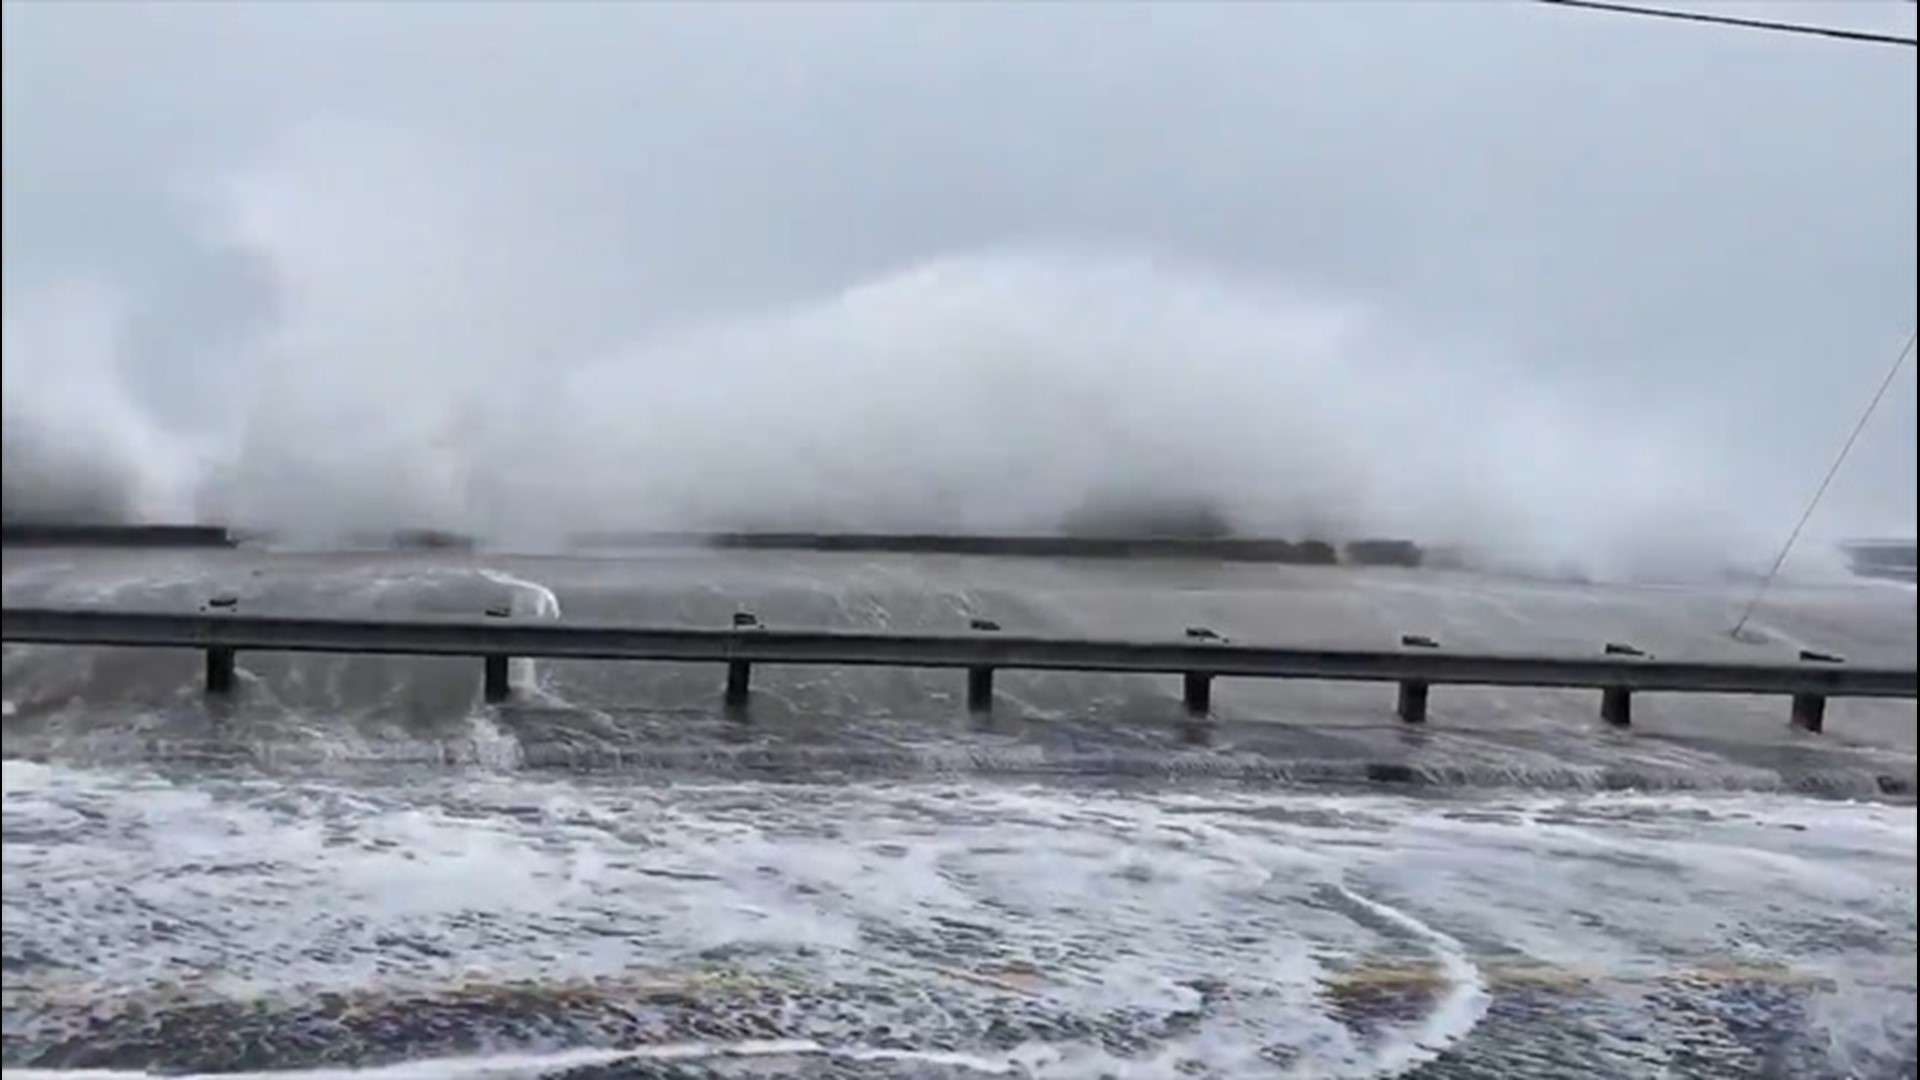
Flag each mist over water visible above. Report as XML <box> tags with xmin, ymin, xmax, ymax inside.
<box><xmin>1</xmin><ymin>283</ymin><xmax>202</xmax><ymax>526</ymax></box>
<box><xmin>0</xmin><ymin>119</ymin><xmax>1891</xmax><ymax>582</ymax></box>
<box><xmin>0</xmin><ymin>258</ymin><xmax>1795</xmax><ymax>580</ymax></box>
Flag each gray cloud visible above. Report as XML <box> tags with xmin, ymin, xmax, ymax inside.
<box><xmin>2</xmin><ymin>0</ymin><xmax>1914</xmax><ymax>572</ymax></box>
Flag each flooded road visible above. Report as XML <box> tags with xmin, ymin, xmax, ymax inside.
<box><xmin>3</xmin><ymin>547</ymin><xmax>1915</xmax><ymax>1077</ymax></box>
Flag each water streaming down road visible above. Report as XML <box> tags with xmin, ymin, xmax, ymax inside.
<box><xmin>3</xmin><ymin>546</ymin><xmax>1916</xmax><ymax>1078</ymax></box>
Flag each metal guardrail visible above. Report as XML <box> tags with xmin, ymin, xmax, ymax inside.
<box><xmin>4</xmin><ymin>607</ymin><xmax>1912</xmax><ymax>734</ymax></box>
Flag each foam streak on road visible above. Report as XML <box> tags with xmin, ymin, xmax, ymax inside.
<box><xmin>3</xmin><ymin>763</ymin><xmax>1916</xmax><ymax>1078</ymax></box>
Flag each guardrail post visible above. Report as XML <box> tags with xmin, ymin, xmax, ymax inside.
<box><xmin>725</xmin><ymin>612</ymin><xmax>761</xmax><ymax>714</ymax></box>
<box><xmin>1179</xmin><ymin>630</ymin><xmax>1221</xmax><ymax>742</ymax></box>
<box><xmin>1790</xmin><ymin>693</ymin><xmax>1826</xmax><ymax>733</ymax></box>
<box><xmin>205</xmin><ymin>647</ymin><xmax>236</xmax><ymax>695</ymax></box>
<box><xmin>1396</xmin><ymin>633</ymin><xmax>1436</xmax><ymax>722</ymax></box>
<box><xmin>725</xmin><ymin>661</ymin><xmax>752</xmax><ymax>709</ymax></box>
<box><xmin>1183</xmin><ymin>672</ymin><xmax>1213</xmax><ymax>716</ymax></box>
<box><xmin>1601</xmin><ymin>686</ymin><xmax>1632</xmax><ymax>727</ymax></box>
<box><xmin>1397</xmin><ymin>681</ymin><xmax>1429</xmax><ymax>723</ymax></box>
<box><xmin>1790</xmin><ymin>651</ymin><xmax>1839</xmax><ymax>732</ymax></box>
<box><xmin>968</xmin><ymin>618</ymin><xmax>999</xmax><ymax>715</ymax></box>
<box><xmin>967</xmin><ymin>667</ymin><xmax>994</xmax><ymax>714</ymax></box>
<box><xmin>483</xmin><ymin>655</ymin><xmax>511</xmax><ymax>703</ymax></box>
<box><xmin>1182</xmin><ymin>628</ymin><xmax>1222</xmax><ymax>722</ymax></box>
<box><xmin>1178</xmin><ymin>673</ymin><xmax>1215</xmax><ymax>745</ymax></box>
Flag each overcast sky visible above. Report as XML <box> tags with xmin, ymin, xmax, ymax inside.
<box><xmin>2</xmin><ymin>1</ymin><xmax>1914</xmax><ymax>569</ymax></box>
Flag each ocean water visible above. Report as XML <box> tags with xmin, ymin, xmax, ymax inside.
<box><xmin>3</xmin><ymin>547</ymin><xmax>1916</xmax><ymax>1078</ymax></box>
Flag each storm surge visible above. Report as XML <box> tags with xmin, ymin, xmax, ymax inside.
<box><xmin>4</xmin><ymin>547</ymin><xmax>1914</xmax><ymax>798</ymax></box>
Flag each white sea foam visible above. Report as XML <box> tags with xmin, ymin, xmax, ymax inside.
<box><xmin>0</xmin><ymin>1039</ymin><xmax>913</xmax><ymax>1080</ymax></box>
<box><xmin>6</xmin><ymin>764</ymin><xmax>1914</xmax><ymax>1077</ymax></box>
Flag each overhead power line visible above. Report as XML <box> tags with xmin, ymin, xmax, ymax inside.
<box><xmin>1730</xmin><ymin>330</ymin><xmax>1917</xmax><ymax>641</ymax></box>
<box><xmin>1535</xmin><ymin>0</ymin><xmax>1919</xmax><ymax>48</ymax></box>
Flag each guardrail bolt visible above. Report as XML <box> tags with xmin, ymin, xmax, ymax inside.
<box><xmin>1604</xmin><ymin>642</ymin><xmax>1645</xmax><ymax>657</ymax></box>
<box><xmin>733</xmin><ymin>611</ymin><xmax>761</xmax><ymax>629</ymax></box>
<box><xmin>1601</xmin><ymin>686</ymin><xmax>1632</xmax><ymax>727</ymax></box>
<box><xmin>1401</xmin><ymin>634</ymin><xmax>1440</xmax><ymax>650</ymax></box>
<box><xmin>970</xmin><ymin>618</ymin><xmax>1001</xmax><ymax>632</ymax></box>
<box><xmin>1799</xmin><ymin>649</ymin><xmax>1843</xmax><ymax>664</ymax></box>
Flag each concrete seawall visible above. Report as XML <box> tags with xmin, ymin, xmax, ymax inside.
<box><xmin>6</xmin><ymin>524</ymin><xmax>1431</xmax><ymax>565</ymax></box>
<box><xmin>0</xmin><ymin>524</ymin><xmax>236</xmax><ymax>548</ymax></box>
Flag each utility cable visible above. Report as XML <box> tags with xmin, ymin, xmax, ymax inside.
<box><xmin>1535</xmin><ymin>0</ymin><xmax>1918</xmax><ymax>48</ymax></box>
<box><xmin>1731</xmin><ymin>330</ymin><xmax>1916</xmax><ymax>640</ymax></box>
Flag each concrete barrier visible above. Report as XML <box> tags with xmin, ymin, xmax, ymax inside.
<box><xmin>569</xmin><ymin>531</ymin><xmax>1366</xmax><ymax>564</ymax></box>
<box><xmin>4</xmin><ymin>524</ymin><xmax>1445</xmax><ymax>567</ymax></box>
<box><xmin>1842</xmin><ymin>539</ymin><xmax>1918</xmax><ymax>583</ymax></box>
<box><xmin>1</xmin><ymin>524</ymin><xmax>235</xmax><ymax>548</ymax></box>
<box><xmin>1343</xmin><ymin>539</ymin><xmax>1425</xmax><ymax>568</ymax></box>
